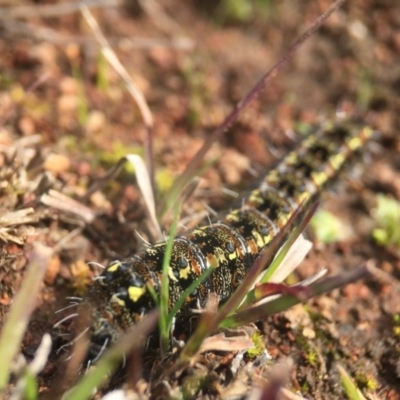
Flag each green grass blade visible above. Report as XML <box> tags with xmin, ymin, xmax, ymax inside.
<box><xmin>0</xmin><ymin>243</ymin><xmax>51</xmax><ymax>391</ymax></box>
<box><xmin>80</xmin><ymin>4</ymin><xmax>155</xmax><ymax>192</ymax></box>
<box><xmin>179</xmin><ymin>203</ymin><xmax>314</xmax><ymax>361</ymax></box>
<box><xmin>23</xmin><ymin>371</ymin><xmax>38</xmax><ymax>400</ymax></box>
<box><xmin>96</xmin><ymin>50</ymin><xmax>108</xmax><ymax>91</ymax></box>
<box><xmin>63</xmin><ymin>310</ymin><xmax>158</xmax><ymax>400</ymax></box>
<box><xmin>159</xmin><ymin>201</ymin><xmax>182</xmax><ymax>354</ymax></box>
<box><xmin>228</xmin><ymin>201</ymin><xmax>318</xmax><ymax>314</ymax></box>
<box><xmin>259</xmin><ymin>202</ymin><xmax>318</xmax><ymax>285</ymax></box>
<box><xmin>146</xmin><ymin>283</ymin><xmax>160</xmax><ymax>307</ymax></box>
<box><xmin>237</xmin><ymin>202</ymin><xmax>318</xmax><ymax>309</ymax></box>
<box><xmin>159</xmin><ymin>0</ymin><xmax>345</xmax><ymax>219</ymax></box>
<box><xmin>220</xmin><ymin>263</ymin><xmax>371</xmax><ymax>329</ymax></box>
<box><xmin>167</xmin><ymin>265</ymin><xmax>214</xmax><ymax>329</ymax></box>
<box><xmin>337</xmin><ymin>364</ymin><xmax>367</xmax><ymax>400</ymax></box>
<box><xmin>179</xmin><ymin>305</ymin><xmax>215</xmax><ymax>362</ymax></box>
<box><xmin>71</xmin><ymin>62</ymin><xmax>89</xmax><ymax>127</ymax></box>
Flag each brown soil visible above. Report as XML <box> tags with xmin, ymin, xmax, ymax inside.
<box><xmin>0</xmin><ymin>0</ymin><xmax>399</xmax><ymax>399</ymax></box>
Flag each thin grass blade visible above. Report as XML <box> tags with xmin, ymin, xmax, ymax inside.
<box><xmin>80</xmin><ymin>4</ymin><xmax>155</xmax><ymax>191</ymax></box>
<box><xmin>251</xmin><ymin>282</ymin><xmax>309</xmax><ymax>303</ymax></box>
<box><xmin>221</xmin><ymin>201</ymin><xmax>318</xmax><ymax>319</ymax></box>
<box><xmin>237</xmin><ymin>202</ymin><xmax>318</xmax><ymax>309</ymax></box>
<box><xmin>0</xmin><ymin>243</ymin><xmax>52</xmax><ymax>390</ymax></box>
<box><xmin>260</xmin><ymin>203</ymin><xmax>318</xmax><ymax>285</ymax></box>
<box><xmin>10</xmin><ymin>334</ymin><xmax>52</xmax><ymax>400</ymax></box>
<box><xmin>220</xmin><ymin>263</ymin><xmax>371</xmax><ymax>328</ymax></box>
<box><xmin>337</xmin><ymin>364</ymin><xmax>368</xmax><ymax>400</ymax></box>
<box><xmin>180</xmin><ymin>202</ymin><xmax>316</xmax><ymax>360</ymax></box>
<box><xmin>159</xmin><ymin>201</ymin><xmax>182</xmax><ymax>354</ymax></box>
<box><xmin>63</xmin><ymin>310</ymin><xmax>158</xmax><ymax>400</ymax></box>
<box><xmin>267</xmin><ymin>234</ymin><xmax>313</xmax><ymax>284</ymax></box>
<box><xmin>159</xmin><ymin>0</ymin><xmax>346</xmax><ymax>219</ymax></box>
<box><xmin>166</xmin><ymin>265</ymin><xmax>214</xmax><ymax>330</ymax></box>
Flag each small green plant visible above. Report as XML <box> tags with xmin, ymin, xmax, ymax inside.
<box><xmin>294</xmin><ymin>120</ymin><xmax>314</xmax><ymax>136</ymax></box>
<box><xmin>310</xmin><ymin>209</ymin><xmax>347</xmax><ymax>244</ymax></box>
<box><xmin>356</xmin><ymin>68</ymin><xmax>373</xmax><ymax>110</ymax></box>
<box><xmin>96</xmin><ymin>50</ymin><xmax>109</xmax><ymax>92</ymax></box>
<box><xmin>180</xmin><ymin>57</ymin><xmax>209</xmax><ymax>127</ymax></box>
<box><xmin>305</xmin><ymin>348</ymin><xmax>318</xmax><ymax>367</ymax></box>
<box><xmin>354</xmin><ymin>372</ymin><xmax>378</xmax><ymax>391</ymax></box>
<box><xmin>71</xmin><ymin>62</ymin><xmax>89</xmax><ymax>127</ymax></box>
<box><xmin>392</xmin><ymin>314</ymin><xmax>400</xmax><ymax>337</ymax></box>
<box><xmin>372</xmin><ymin>194</ymin><xmax>400</xmax><ymax>247</ymax></box>
<box><xmin>246</xmin><ymin>331</ymin><xmax>266</xmax><ymax>358</ymax></box>
<box><xmin>215</xmin><ymin>0</ymin><xmax>273</xmax><ymax>24</ymax></box>
<box><xmin>217</xmin><ymin>0</ymin><xmax>253</xmax><ymax>24</ymax></box>
<box><xmin>156</xmin><ymin>168</ymin><xmax>176</xmax><ymax>194</ymax></box>
<box><xmin>100</xmin><ymin>141</ymin><xmax>144</xmax><ymax>170</ymax></box>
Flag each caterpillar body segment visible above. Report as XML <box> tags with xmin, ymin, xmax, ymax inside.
<box><xmin>83</xmin><ymin>121</ymin><xmax>373</xmax><ymax>360</ymax></box>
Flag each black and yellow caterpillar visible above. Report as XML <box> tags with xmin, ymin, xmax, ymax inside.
<box><xmin>82</xmin><ymin>120</ymin><xmax>372</xmax><ymax>361</ymax></box>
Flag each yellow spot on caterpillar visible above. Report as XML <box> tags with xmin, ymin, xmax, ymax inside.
<box><xmin>227</xmin><ymin>211</ymin><xmax>240</xmax><ymax>222</ymax></box>
<box><xmin>311</xmin><ymin>171</ymin><xmax>329</xmax><ymax>187</ymax></box>
<box><xmin>215</xmin><ymin>248</ymin><xmax>227</xmax><ymax>263</ymax></box>
<box><xmin>179</xmin><ymin>265</ymin><xmax>191</xmax><ymax>279</ymax></box>
<box><xmin>347</xmin><ymin>136</ymin><xmax>362</xmax><ymax>151</ymax></box>
<box><xmin>329</xmin><ymin>153</ymin><xmax>345</xmax><ymax>171</ymax></box>
<box><xmin>278</xmin><ymin>213</ymin><xmax>291</xmax><ymax>226</ymax></box>
<box><xmin>128</xmin><ymin>286</ymin><xmax>146</xmax><ymax>302</ymax></box>
<box><xmin>362</xmin><ymin>126</ymin><xmax>373</xmax><ymax>140</ymax></box>
<box><xmin>193</xmin><ymin>229</ymin><xmax>207</xmax><ymax>238</ymax></box>
<box><xmin>304</xmin><ymin>134</ymin><xmax>319</xmax><ymax>146</ymax></box>
<box><xmin>253</xmin><ymin>231</ymin><xmax>263</xmax><ymax>248</ymax></box>
<box><xmin>107</xmin><ymin>261</ymin><xmax>121</xmax><ymax>273</ymax></box>
<box><xmin>285</xmin><ymin>152</ymin><xmax>300</xmax><ymax>165</ymax></box>
<box><xmin>249</xmin><ymin>190</ymin><xmax>263</xmax><ymax>204</ymax></box>
<box><xmin>146</xmin><ymin>248</ymin><xmax>158</xmax><ymax>256</ymax></box>
<box><xmin>295</xmin><ymin>190</ymin><xmax>311</xmax><ymax>205</ymax></box>
<box><xmin>228</xmin><ymin>252</ymin><xmax>237</xmax><ymax>260</ymax></box>
<box><xmin>266</xmin><ymin>170</ymin><xmax>279</xmax><ymax>182</ymax></box>
<box><xmin>253</xmin><ymin>230</ymin><xmax>271</xmax><ymax>248</ymax></box>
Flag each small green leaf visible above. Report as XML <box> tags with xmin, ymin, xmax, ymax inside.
<box><xmin>219</xmin><ymin>0</ymin><xmax>253</xmax><ymax>23</ymax></box>
<box><xmin>372</xmin><ymin>228</ymin><xmax>388</xmax><ymax>245</ymax></box>
<box><xmin>372</xmin><ymin>194</ymin><xmax>400</xmax><ymax>247</ymax></box>
<box><xmin>246</xmin><ymin>332</ymin><xmax>265</xmax><ymax>358</ymax></box>
<box><xmin>156</xmin><ymin>168</ymin><xmax>175</xmax><ymax>194</ymax></box>
<box><xmin>310</xmin><ymin>209</ymin><xmax>346</xmax><ymax>244</ymax></box>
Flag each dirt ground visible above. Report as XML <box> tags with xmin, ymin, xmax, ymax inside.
<box><xmin>0</xmin><ymin>0</ymin><xmax>400</xmax><ymax>399</ymax></box>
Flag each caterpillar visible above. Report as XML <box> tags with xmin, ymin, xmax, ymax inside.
<box><xmin>81</xmin><ymin>120</ymin><xmax>373</xmax><ymax>362</ymax></box>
